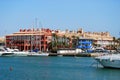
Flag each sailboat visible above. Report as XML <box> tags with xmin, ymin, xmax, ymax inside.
<box><xmin>27</xmin><ymin>28</ymin><xmax>49</xmax><ymax>57</ymax></box>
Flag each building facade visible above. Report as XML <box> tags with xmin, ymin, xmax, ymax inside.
<box><xmin>6</xmin><ymin>28</ymin><xmax>52</xmax><ymax>51</ymax></box>
<box><xmin>64</xmin><ymin>28</ymin><xmax>113</xmax><ymax>47</ymax></box>
<box><xmin>5</xmin><ymin>28</ymin><xmax>114</xmax><ymax>51</ymax></box>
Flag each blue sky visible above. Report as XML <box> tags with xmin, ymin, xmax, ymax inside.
<box><xmin>0</xmin><ymin>0</ymin><xmax>120</xmax><ymax>37</ymax></box>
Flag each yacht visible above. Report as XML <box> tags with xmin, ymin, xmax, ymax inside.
<box><xmin>0</xmin><ymin>47</ymin><xmax>14</xmax><ymax>56</ymax></box>
<box><xmin>95</xmin><ymin>52</ymin><xmax>120</xmax><ymax>68</ymax></box>
<box><xmin>0</xmin><ymin>47</ymin><xmax>29</xmax><ymax>56</ymax></box>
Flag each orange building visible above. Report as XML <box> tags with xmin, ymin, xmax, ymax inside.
<box><xmin>6</xmin><ymin>28</ymin><xmax>52</xmax><ymax>51</ymax></box>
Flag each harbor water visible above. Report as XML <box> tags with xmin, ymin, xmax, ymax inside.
<box><xmin>0</xmin><ymin>56</ymin><xmax>120</xmax><ymax>80</ymax></box>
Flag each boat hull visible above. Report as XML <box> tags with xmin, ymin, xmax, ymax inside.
<box><xmin>27</xmin><ymin>52</ymin><xmax>49</xmax><ymax>56</ymax></box>
<box><xmin>95</xmin><ymin>54</ymin><xmax>120</xmax><ymax>68</ymax></box>
<box><xmin>13</xmin><ymin>52</ymin><xmax>29</xmax><ymax>56</ymax></box>
<box><xmin>96</xmin><ymin>58</ymin><xmax>120</xmax><ymax>68</ymax></box>
<box><xmin>1</xmin><ymin>52</ymin><xmax>14</xmax><ymax>56</ymax></box>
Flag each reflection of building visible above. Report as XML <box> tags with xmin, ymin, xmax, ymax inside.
<box><xmin>6</xmin><ymin>28</ymin><xmax>52</xmax><ymax>51</ymax></box>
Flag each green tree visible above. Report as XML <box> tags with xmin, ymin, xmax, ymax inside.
<box><xmin>71</xmin><ymin>35</ymin><xmax>77</xmax><ymax>48</ymax></box>
<box><xmin>49</xmin><ymin>33</ymin><xmax>59</xmax><ymax>52</ymax></box>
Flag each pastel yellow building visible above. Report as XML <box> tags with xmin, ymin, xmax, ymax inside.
<box><xmin>56</xmin><ymin>28</ymin><xmax>113</xmax><ymax>47</ymax></box>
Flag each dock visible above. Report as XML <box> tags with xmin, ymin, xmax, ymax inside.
<box><xmin>49</xmin><ymin>53</ymin><xmax>92</xmax><ymax>57</ymax></box>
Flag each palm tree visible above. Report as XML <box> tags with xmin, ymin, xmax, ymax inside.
<box><xmin>51</xmin><ymin>33</ymin><xmax>58</xmax><ymax>52</ymax></box>
<box><xmin>62</xmin><ymin>35</ymin><xmax>70</xmax><ymax>48</ymax></box>
<box><xmin>111</xmin><ymin>37</ymin><xmax>120</xmax><ymax>50</ymax></box>
<box><xmin>116</xmin><ymin>38</ymin><xmax>120</xmax><ymax>47</ymax></box>
<box><xmin>62</xmin><ymin>35</ymin><xmax>66</xmax><ymax>48</ymax></box>
<box><xmin>71</xmin><ymin>35</ymin><xmax>77</xmax><ymax>48</ymax></box>
<box><xmin>48</xmin><ymin>42</ymin><xmax>52</xmax><ymax>51</ymax></box>
<box><xmin>113</xmin><ymin>37</ymin><xmax>116</xmax><ymax>49</ymax></box>
<box><xmin>76</xmin><ymin>36</ymin><xmax>79</xmax><ymax>46</ymax></box>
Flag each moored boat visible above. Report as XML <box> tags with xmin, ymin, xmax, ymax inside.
<box><xmin>0</xmin><ymin>47</ymin><xmax>14</xmax><ymax>56</ymax></box>
<box><xmin>0</xmin><ymin>47</ymin><xmax>30</xmax><ymax>57</ymax></box>
<box><xmin>95</xmin><ymin>53</ymin><xmax>120</xmax><ymax>68</ymax></box>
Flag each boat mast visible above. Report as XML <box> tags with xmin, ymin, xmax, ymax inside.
<box><xmin>35</xmin><ymin>18</ymin><xmax>42</xmax><ymax>52</ymax></box>
<box><xmin>39</xmin><ymin>21</ymin><xmax>42</xmax><ymax>52</ymax></box>
<box><xmin>30</xmin><ymin>26</ymin><xmax>34</xmax><ymax>52</ymax></box>
<box><xmin>31</xmin><ymin>18</ymin><xmax>36</xmax><ymax>52</ymax></box>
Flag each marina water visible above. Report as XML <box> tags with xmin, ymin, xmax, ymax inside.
<box><xmin>0</xmin><ymin>56</ymin><xmax>120</xmax><ymax>80</ymax></box>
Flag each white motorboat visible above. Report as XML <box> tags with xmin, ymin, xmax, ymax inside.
<box><xmin>95</xmin><ymin>53</ymin><xmax>120</xmax><ymax>68</ymax></box>
<box><xmin>27</xmin><ymin>52</ymin><xmax>49</xmax><ymax>57</ymax></box>
<box><xmin>0</xmin><ymin>47</ymin><xmax>29</xmax><ymax>57</ymax></box>
<box><xmin>0</xmin><ymin>47</ymin><xmax>14</xmax><ymax>56</ymax></box>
